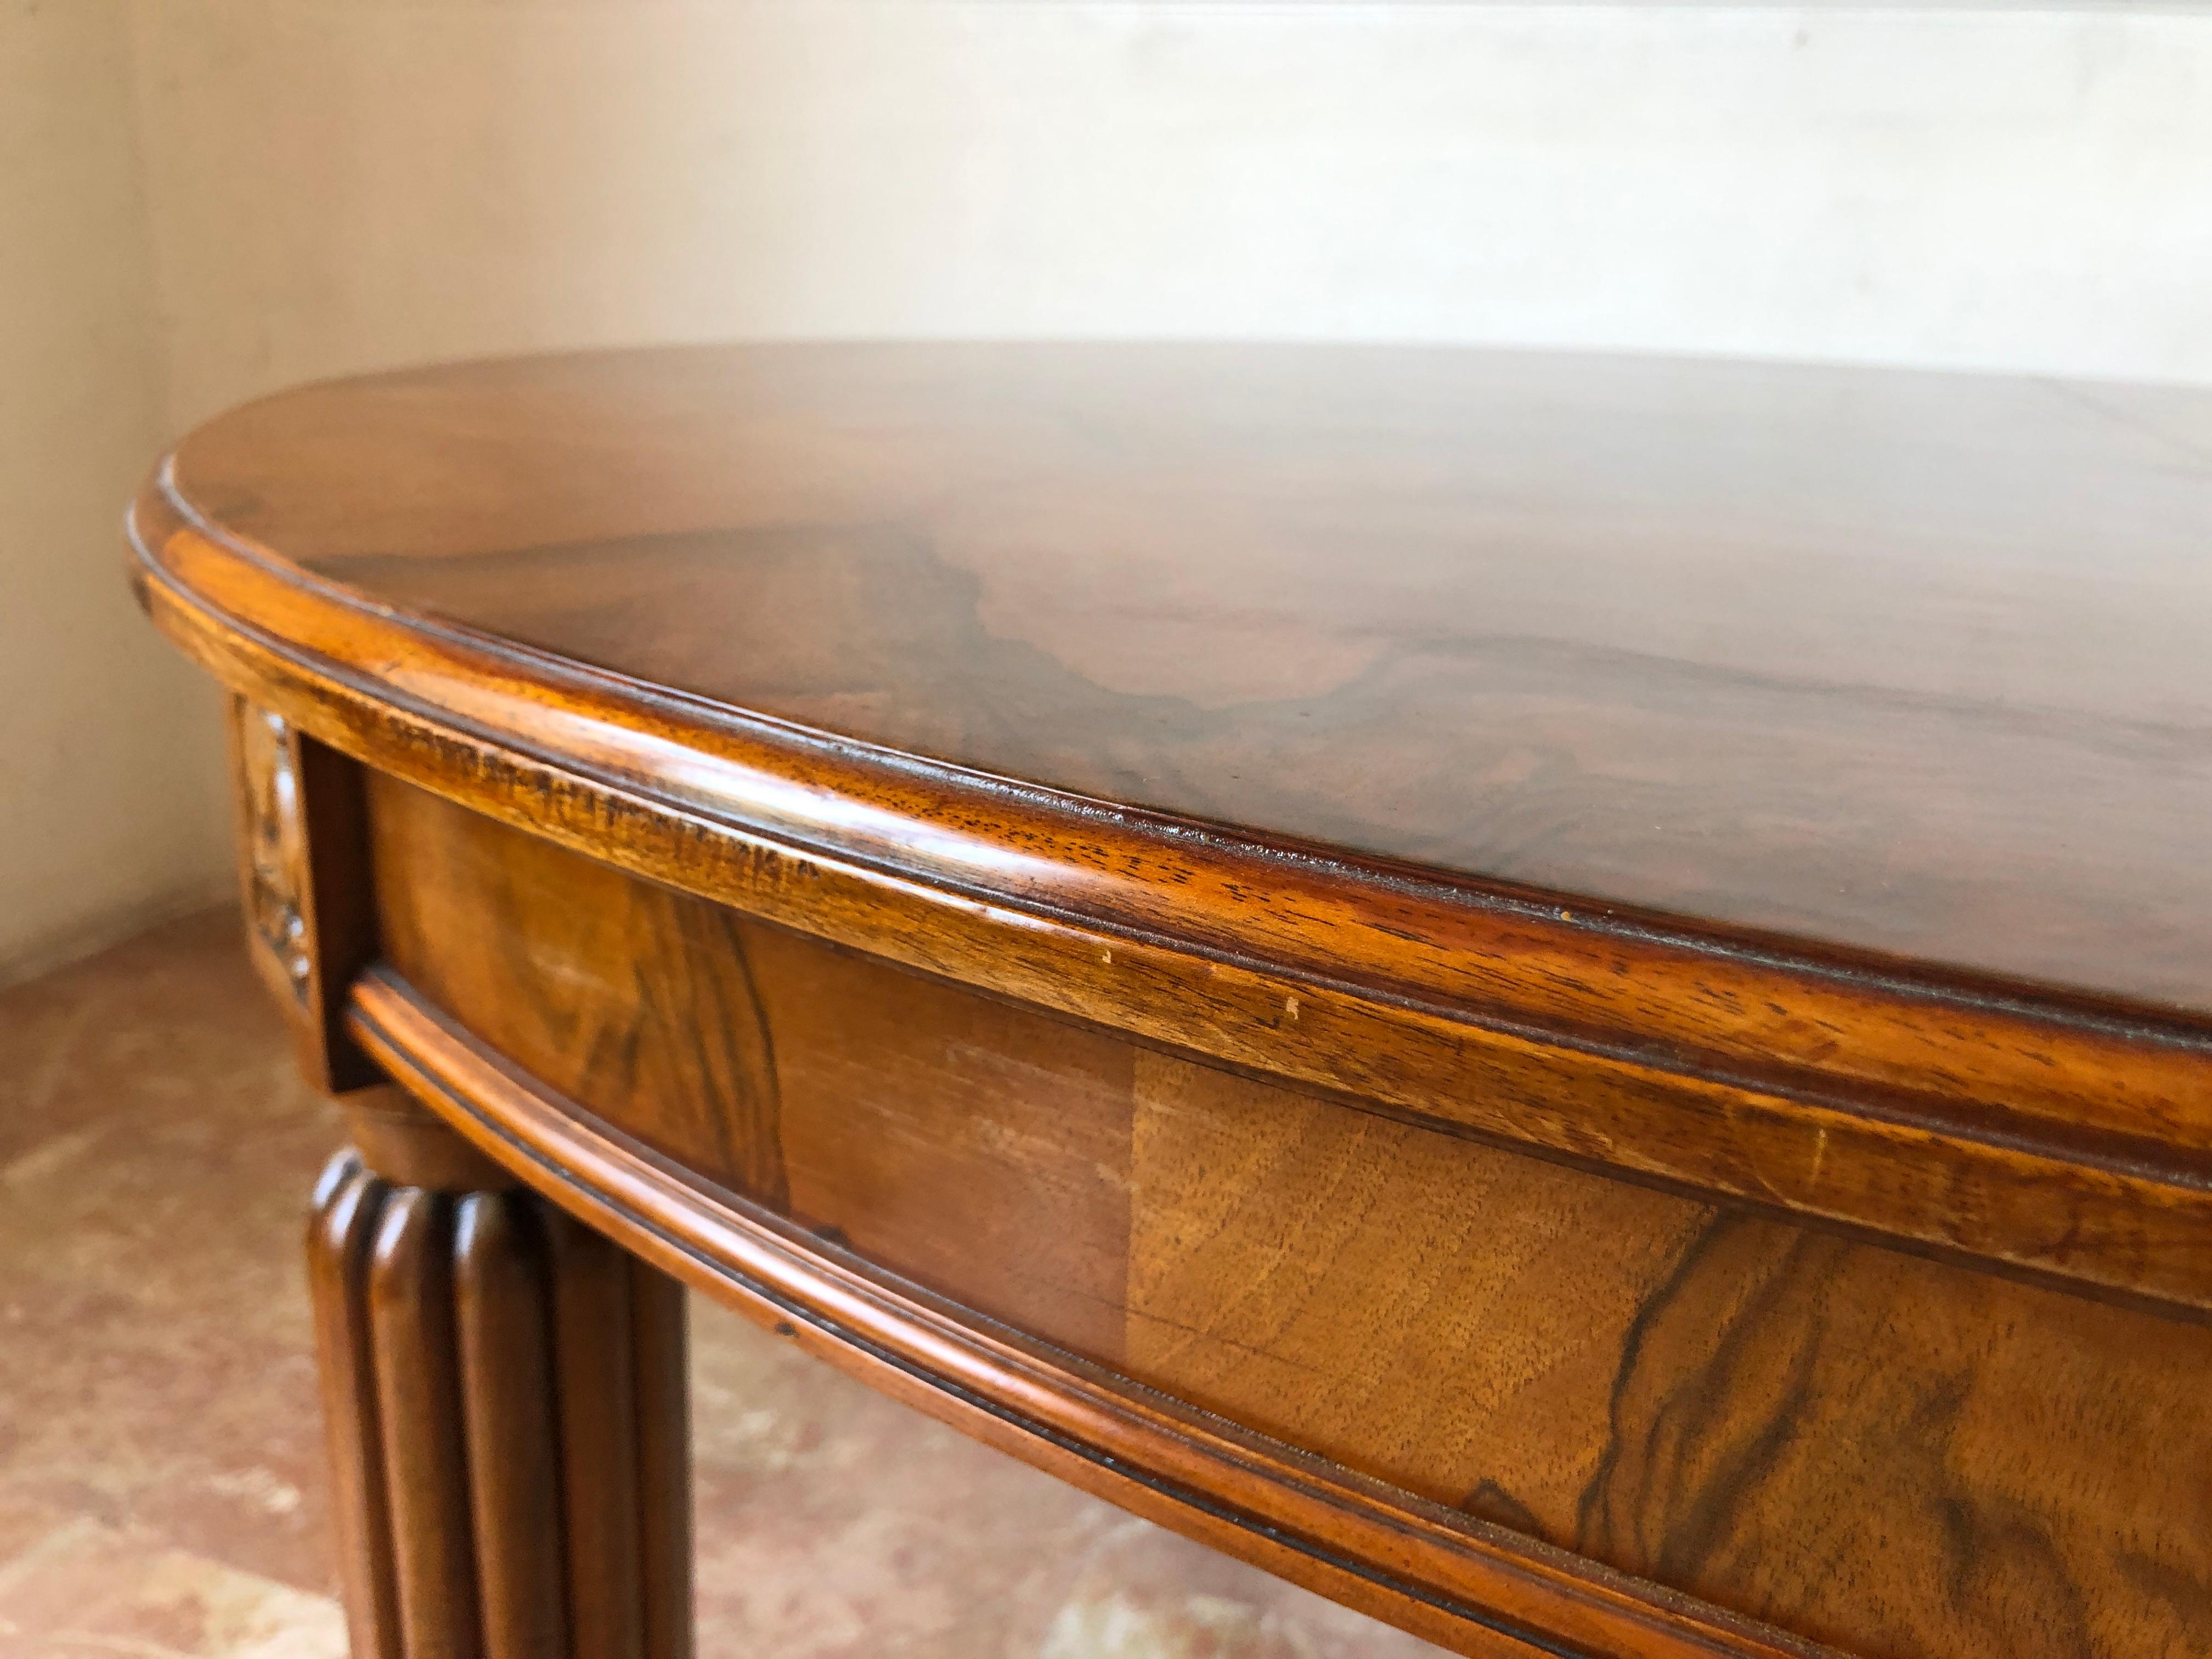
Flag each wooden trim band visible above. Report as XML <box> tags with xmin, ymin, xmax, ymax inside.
<box><xmin>129</xmin><ymin>490</ymin><xmax>2212</xmax><ymax>1317</ymax></box>
<box><xmin>345</xmin><ymin>966</ymin><xmax>1836</xmax><ymax>1659</ymax></box>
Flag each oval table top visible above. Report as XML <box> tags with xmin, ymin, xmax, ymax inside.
<box><xmin>138</xmin><ymin>342</ymin><xmax>2212</xmax><ymax>1019</ymax></box>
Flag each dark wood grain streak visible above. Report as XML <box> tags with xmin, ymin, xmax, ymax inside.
<box><xmin>1113</xmin><ymin>1041</ymin><xmax>2212</xmax><ymax>1659</ymax></box>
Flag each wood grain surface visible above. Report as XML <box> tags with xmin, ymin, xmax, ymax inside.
<box><xmin>160</xmin><ymin>343</ymin><xmax>2212</xmax><ymax>1009</ymax></box>
<box><xmin>366</xmin><ymin>780</ymin><xmax>2212</xmax><ymax>1659</ymax></box>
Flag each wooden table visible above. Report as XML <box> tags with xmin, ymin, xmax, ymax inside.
<box><xmin>131</xmin><ymin>344</ymin><xmax>2212</xmax><ymax>1659</ymax></box>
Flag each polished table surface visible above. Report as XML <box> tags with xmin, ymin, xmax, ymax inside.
<box><xmin>132</xmin><ymin>344</ymin><xmax>2212</xmax><ymax>1658</ymax></box>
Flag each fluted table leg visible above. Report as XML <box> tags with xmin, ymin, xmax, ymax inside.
<box><xmin>305</xmin><ymin>1087</ymin><xmax>692</xmax><ymax>1659</ymax></box>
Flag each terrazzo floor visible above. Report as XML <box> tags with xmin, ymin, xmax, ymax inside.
<box><xmin>0</xmin><ymin>909</ymin><xmax>1438</xmax><ymax>1659</ymax></box>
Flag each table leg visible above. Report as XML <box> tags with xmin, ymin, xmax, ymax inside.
<box><xmin>304</xmin><ymin>1087</ymin><xmax>693</xmax><ymax>1659</ymax></box>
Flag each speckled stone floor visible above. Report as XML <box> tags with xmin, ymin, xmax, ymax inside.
<box><xmin>0</xmin><ymin>909</ymin><xmax>1438</xmax><ymax>1659</ymax></box>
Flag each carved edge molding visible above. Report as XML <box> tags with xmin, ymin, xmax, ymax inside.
<box><xmin>344</xmin><ymin>966</ymin><xmax>1838</xmax><ymax>1659</ymax></box>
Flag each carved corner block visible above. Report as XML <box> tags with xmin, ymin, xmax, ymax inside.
<box><xmin>235</xmin><ymin>701</ymin><xmax>314</xmax><ymax>1003</ymax></box>
<box><xmin>225</xmin><ymin>694</ymin><xmax>380</xmax><ymax>1093</ymax></box>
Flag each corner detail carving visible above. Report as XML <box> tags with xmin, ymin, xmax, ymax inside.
<box><xmin>234</xmin><ymin>701</ymin><xmax>312</xmax><ymax>1001</ymax></box>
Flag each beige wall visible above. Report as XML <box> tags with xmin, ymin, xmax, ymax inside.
<box><xmin>0</xmin><ymin>1</ymin><xmax>230</xmax><ymax>984</ymax></box>
<box><xmin>131</xmin><ymin>0</ymin><xmax>2212</xmax><ymax>438</ymax></box>
<box><xmin>7</xmin><ymin>0</ymin><xmax>2212</xmax><ymax>975</ymax></box>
